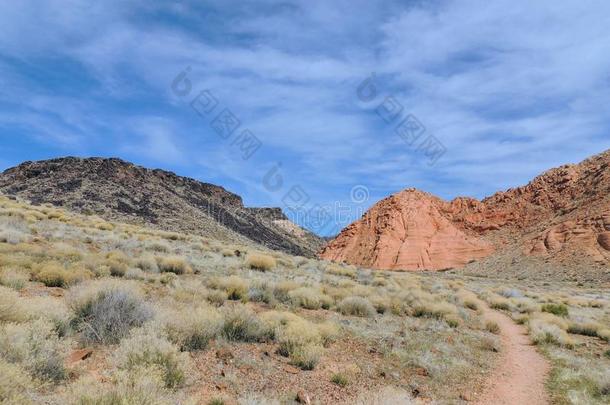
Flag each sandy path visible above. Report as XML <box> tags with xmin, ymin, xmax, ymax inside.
<box><xmin>474</xmin><ymin>304</ymin><xmax>550</xmax><ymax>405</ymax></box>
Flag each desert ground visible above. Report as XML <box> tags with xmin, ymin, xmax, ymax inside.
<box><xmin>0</xmin><ymin>195</ymin><xmax>608</xmax><ymax>405</ymax></box>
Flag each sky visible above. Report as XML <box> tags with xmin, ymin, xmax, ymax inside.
<box><xmin>1</xmin><ymin>0</ymin><xmax>609</xmax><ymax>236</ymax></box>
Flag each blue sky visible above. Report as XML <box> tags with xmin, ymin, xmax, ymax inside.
<box><xmin>1</xmin><ymin>1</ymin><xmax>610</xmax><ymax>236</ymax></box>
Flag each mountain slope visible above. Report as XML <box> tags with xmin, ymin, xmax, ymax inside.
<box><xmin>321</xmin><ymin>149</ymin><xmax>610</xmax><ymax>273</ymax></box>
<box><xmin>0</xmin><ymin>157</ymin><xmax>323</xmax><ymax>257</ymax></box>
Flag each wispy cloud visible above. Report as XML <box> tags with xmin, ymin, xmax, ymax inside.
<box><xmin>0</xmin><ymin>0</ymin><xmax>609</xmax><ymax>234</ymax></box>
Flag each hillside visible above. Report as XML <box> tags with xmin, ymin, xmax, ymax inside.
<box><xmin>0</xmin><ymin>157</ymin><xmax>323</xmax><ymax>257</ymax></box>
<box><xmin>321</xmin><ymin>149</ymin><xmax>610</xmax><ymax>279</ymax></box>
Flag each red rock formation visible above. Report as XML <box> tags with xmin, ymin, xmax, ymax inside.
<box><xmin>320</xmin><ymin>190</ymin><xmax>493</xmax><ymax>271</ymax></box>
<box><xmin>321</xmin><ymin>149</ymin><xmax>610</xmax><ymax>271</ymax></box>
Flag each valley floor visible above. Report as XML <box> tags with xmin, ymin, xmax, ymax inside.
<box><xmin>0</xmin><ymin>195</ymin><xmax>608</xmax><ymax>404</ymax></box>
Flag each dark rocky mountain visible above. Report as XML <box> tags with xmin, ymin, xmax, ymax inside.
<box><xmin>0</xmin><ymin>157</ymin><xmax>323</xmax><ymax>257</ymax></box>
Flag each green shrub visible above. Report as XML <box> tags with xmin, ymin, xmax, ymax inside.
<box><xmin>541</xmin><ymin>303</ymin><xmax>569</xmax><ymax>317</ymax></box>
<box><xmin>331</xmin><ymin>373</ymin><xmax>349</xmax><ymax>387</ymax></box>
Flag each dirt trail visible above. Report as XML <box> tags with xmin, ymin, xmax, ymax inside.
<box><xmin>474</xmin><ymin>304</ymin><xmax>550</xmax><ymax>405</ymax></box>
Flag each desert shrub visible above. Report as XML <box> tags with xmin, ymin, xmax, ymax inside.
<box><xmin>0</xmin><ymin>359</ymin><xmax>34</xmax><ymax>404</ymax></box>
<box><xmin>0</xmin><ymin>268</ymin><xmax>29</xmax><ymax>290</ymax></box>
<box><xmin>331</xmin><ymin>373</ymin><xmax>349</xmax><ymax>387</ymax></box>
<box><xmin>497</xmin><ymin>288</ymin><xmax>523</xmax><ymax>298</ymax></box>
<box><xmin>147</xmin><ymin>241</ymin><xmax>170</xmax><ymax>253</ymax></box>
<box><xmin>159</xmin><ymin>272</ymin><xmax>178</xmax><ymax>286</ymax></box>
<box><xmin>289</xmin><ymin>287</ymin><xmax>324</xmax><ymax>310</ymax></box>
<box><xmin>0</xmin><ymin>286</ymin><xmax>28</xmax><ymax>322</ymax></box>
<box><xmin>327</xmin><ymin>264</ymin><xmax>356</xmax><ymax>279</ymax></box>
<box><xmin>567</xmin><ymin>321</ymin><xmax>602</xmax><ymax>337</ymax></box>
<box><xmin>34</xmin><ymin>263</ymin><xmax>92</xmax><ymax>287</ymax></box>
<box><xmin>69</xmin><ymin>280</ymin><xmax>153</xmax><ymax>344</ymax></box>
<box><xmin>598</xmin><ymin>329</ymin><xmax>610</xmax><ymax>342</ymax></box>
<box><xmin>248</xmin><ymin>281</ymin><xmax>275</xmax><ymax>304</ymax></box>
<box><xmin>289</xmin><ymin>344</ymin><xmax>322</xmax><ymax>370</ymax></box>
<box><xmin>353</xmin><ymin>387</ymin><xmax>414</xmax><ymax>404</ymax></box>
<box><xmin>317</xmin><ymin>322</ymin><xmax>340</xmax><ymax>347</ymax></box>
<box><xmin>157</xmin><ymin>256</ymin><xmax>192</xmax><ymax>275</ymax></box>
<box><xmin>272</xmin><ymin>281</ymin><xmax>298</xmax><ymax>303</ymax></box>
<box><xmin>530</xmin><ymin>312</ymin><xmax>569</xmax><ymax>330</ymax></box>
<box><xmin>456</xmin><ymin>290</ymin><xmax>479</xmax><ymax>310</ymax></box>
<box><xmin>489</xmin><ymin>295</ymin><xmax>511</xmax><ymax>311</ymax></box>
<box><xmin>114</xmin><ymin>329</ymin><xmax>190</xmax><ymax>389</ymax></box>
<box><xmin>23</xmin><ymin>296</ymin><xmax>71</xmax><ymax>336</ymax></box>
<box><xmin>221</xmin><ymin>249</ymin><xmax>235</xmax><ymax>257</ymax></box>
<box><xmin>259</xmin><ymin>311</ymin><xmax>301</xmax><ymax>338</ymax></box>
<box><xmin>369</xmin><ymin>295</ymin><xmax>390</xmax><ymax>314</ymax></box>
<box><xmin>0</xmin><ymin>319</ymin><xmax>70</xmax><ymax>382</ymax></box>
<box><xmin>125</xmin><ymin>267</ymin><xmax>146</xmax><ymax>280</ymax></box>
<box><xmin>529</xmin><ymin>319</ymin><xmax>574</xmax><ymax>348</ymax></box>
<box><xmin>244</xmin><ymin>253</ymin><xmax>276</xmax><ymax>271</ymax></box>
<box><xmin>511</xmin><ymin>298</ymin><xmax>540</xmax><ymax>314</ymax></box>
<box><xmin>412</xmin><ymin>301</ymin><xmax>458</xmax><ymax>320</ymax></box>
<box><xmin>162</xmin><ymin>306</ymin><xmax>222</xmax><ymax>351</ymax></box>
<box><xmin>541</xmin><ymin>303</ymin><xmax>569</xmax><ymax>317</ymax></box>
<box><xmin>485</xmin><ymin>320</ymin><xmax>500</xmax><ymax>334</ymax></box>
<box><xmin>277</xmin><ymin>319</ymin><xmax>322</xmax><ymax>361</ymax></box>
<box><xmin>337</xmin><ymin>296</ymin><xmax>376</xmax><ymax>317</ymax></box>
<box><xmin>65</xmin><ymin>366</ymin><xmax>170</xmax><ymax>405</ymax></box>
<box><xmin>205</xmin><ymin>289</ymin><xmax>228</xmax><ymax>306</ymax></box>
<box><xmin>135</xmin><ymin>255</ymin><xmax>159</xmax><ymax>273</ymax></box>
<box><xmin>480</xmin><ymin>336</ymin><xmax>501</xmax><ymax>352</ymax></box>
<box><xmin>106</xmin><ymin>260</ymin><xmax>128</xmax><ymax>277</ymax></box>
<box><xmin>211</xmin><ymin>276</ymin><xmax>249</xmax><ymax>300</ymax></box>
<box><xmin>221</xmin><ymin>306</ymin><xmax>270</xmax><ymax>342</ymax></box>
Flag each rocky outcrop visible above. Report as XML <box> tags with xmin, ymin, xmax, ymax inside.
<box><xmin>0</xmin><ymin>157</ymin><xmax>324</xmax><ymax>257</ymax></box>
<box><xmin>320</xmin><ymin>189</ymin><xmax>493</xmax><ymax>271</ymax></box>
<box><xmin>322</xmin><ymin>149</ymin><xmax>610</xmax><ymax>271</ymax></box>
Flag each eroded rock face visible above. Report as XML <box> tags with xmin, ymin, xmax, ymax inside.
<box><xmin>320</xmin><ymin>190</ymin><xmax>493</xmax><ymax>271</ymax></box>
<box><xmin>0</xmin><ymin>157</ymin><xmax>324</xmax><ymax>257</ymax></box>
<box><xmin>322</xmin><ymin>149</ymin><xmax>610</xmax><ymax>271</ymax></box>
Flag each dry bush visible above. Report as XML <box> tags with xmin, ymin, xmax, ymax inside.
<box><xmin>0</xmin><ymin>285</ymin><xmax>28</xmax><ymax>322</ymax></box>
<box><xmin>317</xmin><ymin>322</ymin><xmax>340</xmax><ymax>347</ymax></box>
<box><xmin>69</xmin><ymin>280</ymin><xmax>153</xmax><ymax>344</ymax></box>
<box><xmin>65</xmin><ymin>367</ymin><xmax>172</xmax><ymax>405</ymax></box>
<box><xmin>221</xmin><ymin>306</ymin><xmax>270</xmax><ymax>342</ymax></box>
<box><xmin>530</xmin><ymin>312</ymin><xmax>569</xmax><ymax>330</ymax></box>
<box><xmin>272</xmin><ymin>280</ymin><xmax>298</xmax><ymax>303</ymax></box>
<box><xmin>567</xmin><ymin>321</ymin><xmax>603</xmax><ymax>337</ymax></box>
<box><xmin>327</xmin><ymin>264</ymin><xmax>357</xmax><ymax>279</ymax></box>
<box><xmin>244</xmin><ymin>253</ymin><xmax>276</xmax><ymax>271</ymax></box>
<box><xmin>114</xmin><ymin>329</ymin><xmax>190</xmax><ymax>389</ymax></box>
<box><xmin>277</xmin><ymin>319</ymin><xmax>322</xmax><ymax>357</ymax></box>
<box><xmin>0</xmin><ymin>319</ymin><xmax>70</xmax><ymax>382</ymax></box>
<box><xmin>289</xmin><ymin>344</ymin><xmax>322</xmax><ymax>370</ymax></box>
<box><xmin>456</xmin><ymin>290</ymin><xmax>479</xmax><ymax>310</ymax></box>
<box><xmin>412</xmin><ymin>301</ymin><xmax>458</xmax><ymax>321</ymax></box>
<box><xmin>259</xmin><ymin>310</ymin><xmax>301</xmax><ymax>334</ymax></box>
<box><xmin>511</xmin><ymin>297</ymin><xmax>540</xmax><ymax>314</ymax></box>
<box><xmin>369</xmin><ymin>295</ymin><xmax>390</xmax><ymax>314</ymax></box>
<box><xmin>529</xmin><ymin>319</ymin><xmax>574</xmax><ymax>348</ymax></box>
<box><xmin>221</xmin><ymin>248</ymin><xmax>235</xmax><ymax>257</ymax></box>
<box><xmin>353</xmin><ymin>386</ymin><xmax>414</xmax><ymax>404</ymax></box>
<box><xmin>210</xmin><ymin>276</ymin><xmax>249</xmax><ymax>300</ymax></box>
<box><xmin>125</xmin><ymin>267</ymin><xmax>146</xmax><ymax>280</ymax></box>
<box><xmin>205</xmin><ymin>289</ymin><xmax>228</xmax><ymax>306</ymax></box>
<box><xmin>34</xmin><ymin>263</ymin><xmax>92</xmax><ymax>287</ymax></box>
<box><xmin>157</xmin><ymin>256</ymin><xmax>192</xmax><ymax>275</ymax></box>
<box><xmin>598</xmin><ymin>329</ymin><xmax>610</xmax><ymax>342</ymax></box>
<box><xmin>485</xmin><ymin>320</ymin><xmax>500</xmax><ymax>334</ymax></box>
<box><xmin>289</xmin><ymin>287</ymin><xmax>324</xmax><ymax>310</ymax></box>
<box><xmin>489</xmin><ymin>295</ymin><xmax>512</xmax><ymax>311</ymax></box>
<box><xmin>0</xmin><ymin>268</ymin><xmax>29</xmax><ymax>290</ymax></box>
<box><xmin>337</xmin><ymin>296</ymin><xmax>376</xmax><ymax>317</ymax></box>
<box><xmin>0</xmin><ymin>359</ymin><xmax>34</xmax><ymax>404</ymax></box>
<box><xmin>162</xmin><ymin>305</ymin><xmax>222</xmax><ymax>351</ymax></box>
<box><xmin>135</xmin><ymin>255</ymin><xmax>159</xmax><ymax>273</ymax></box>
